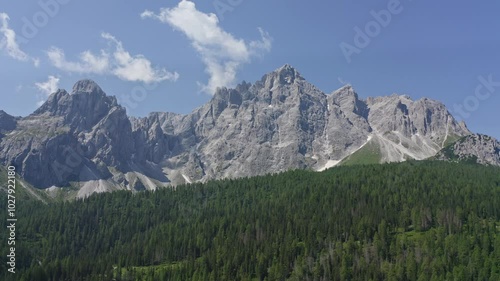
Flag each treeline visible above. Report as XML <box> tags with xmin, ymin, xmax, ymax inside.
<box><xmin>0</xmin><ymin>161</ymin><xmax>499</xmax><ymax>280</ymax></box>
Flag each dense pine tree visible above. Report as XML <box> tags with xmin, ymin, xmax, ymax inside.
<box><xmin>0</xmin><ymin>161</ymin><xmax>499</xmax><ymax>280</ymax></box>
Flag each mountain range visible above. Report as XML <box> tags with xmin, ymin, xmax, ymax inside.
<box><xmin>1</xmin><ymin>65</ymin><xmax>498</xmax><ymax>198</ymax></box>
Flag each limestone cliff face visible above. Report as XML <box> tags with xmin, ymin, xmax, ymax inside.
<box><xmin>364</xmin><ymin>94</ymin><xmax>470</xmax><ymax>162</ymax></box>
<box><xmin>0</xmin><ymin>65</ymin><xmax>481</xmax><ymax>197</ymax></box>
<box><xmin>0</xmin><ymin>80</ymin><xmax>156</xmax><ymax>196</ymax></box>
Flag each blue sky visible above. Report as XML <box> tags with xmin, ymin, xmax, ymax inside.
<box><xmin>1</xmin><ymin>0</ymin><xmax>499</xmax><ymax>139</ymax></box>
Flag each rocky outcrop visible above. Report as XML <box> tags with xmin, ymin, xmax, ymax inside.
<box><xmin>0</xmin><ymin>110</ymin><xmax>17</xmax><ymax>139</ymax></box>
<box><xmin>435</xmin><ymin>134</ymin><xmax>500</xmax><ymax>166</ymax></box>
<box><xmin>0</xmin><ymin>110</ymin><xmax>16</xmax><ymax>131</ymax></box>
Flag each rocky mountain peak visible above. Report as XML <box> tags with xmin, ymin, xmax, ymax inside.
<box><xmin>31</xmin><ymin>80</ymin><xmax>120</xmax><ymax>132</ymax></box>
<box><xmin>330</xmin><ymin>85</ymin><xmax>368</xmax><ymax>118</ymax></box>
<box><xmin>69</xmin><ymin>79</ymin><xmax>117</xmax><ymax>107</ymax></box>
<box><xmin>275</xmin><ymin>64</ymin><xmax>303</xmax><ymax>84</ymax></box>
<box><xmin>260</xmin><ymin>64</ymin><xmax>305</xmax><ymax>89</ymax></box>
<box><xmin>333</xmin><ymin>84</ymin><xmax>354</xmax><ymax>92</ymax></box>
<box><xmin>72</xmin><ymin>79</ymin><xmax>105</xmax><ymax>95</ymax></box>
<box><xmin>0</xmin><ymin>65</ymin><xmax>489</xmax><ymax>198</ymax></box>
<box><xmin>331</xmin><ymin>85</ymin><xmax>358</xmax><ymax>102</ymax></box>
<box><xmin>0</xmin><ymin>110</ymin><xmax>16</xmax><ymax>133</ymax></box>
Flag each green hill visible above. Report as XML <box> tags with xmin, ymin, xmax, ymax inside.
<box><xmin>0</xmin><ymin>161</ymin><xmax>499</xmax><ymax>281</ymax></box>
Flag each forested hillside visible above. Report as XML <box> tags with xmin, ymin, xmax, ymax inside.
<box><xmin>1</xmin><ymin>161</ymin><xmax>499</xmax><ymax>280</ymax></box>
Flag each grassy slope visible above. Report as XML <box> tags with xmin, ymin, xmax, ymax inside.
<box><xmin>340</xmin><ymin>140</ymin><xmax>382</xmax><ymax>166</ymax></box>
<box><xmin>443</xmin><ymin>133</ymin><xmax>462</xmax><ymax>148</ymax></box>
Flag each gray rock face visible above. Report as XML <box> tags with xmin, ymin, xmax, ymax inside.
<box><xmin>435</xmin><ymin>134</ymin><xmax>500</xmax><ymax>166</ymax></box>
<box><xmin>364</xmin><ymin>94</ymin><xmax>470</xmax><ymax>162</ymax></box>
<box><xmin>0</xmin><ymin>80</ymin><xmax>168</xmax><ymax>195</ymax></box>
<box><xmin>0</xmin><ymin>65</ymin><xmax>480</xmax><ymax>197</ymax></box>
<box><xmin>0</xmin><ymin>110</ymin><xmax>17</xmax><ymax>138</ymax></box>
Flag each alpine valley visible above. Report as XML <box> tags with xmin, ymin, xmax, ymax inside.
<box><xmin>1</xmin><ymin>65</ymin><xmax>499</xmax><ymax>198</ymax></box>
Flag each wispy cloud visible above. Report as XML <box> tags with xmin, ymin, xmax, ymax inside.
<box><xmin>35</xmin><ymin>75</ymin><xmax>60</xmax><ymax>106</ymax></box>
<box><xmin>47</xmin><ymin>47</ymin><xmax>110</xmax><ymax>74</ymax></box>
<box><xmin>141</xmin><ymin>0</ymin><xmax>272</xmax><ymax>94</ymax></box>
<box><xmin>102</xmin><ymin>33</ymin><xmax>179</xmax><ymax>83</ymax></box>
<box><xmin>15</xmin><ymin>84</ymin><xmax>23</xmax><ymax>93</ymax></box>
<box><xmin>47</xmin><ymin>33</ymin><xmax>179</xmax><ymax>83</ymax></box>
<box><xmin>0</xmin><ymin>12</ymin><xmax>39</xmax><ymax>66</ymax></box>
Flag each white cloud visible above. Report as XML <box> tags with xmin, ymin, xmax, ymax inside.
<box><xmin>35</xmin><ymin>75</ymin><xmax>60</xmax><ymax>106</ymax></box>
<box><xmin>47</xmin><ymin>33</ymin><xmax>178</xmax><ymax>83</ymax></box>
<box><xmin>15</xmin><ymin>84</ymin><xmax>23</xmax><ymax>93</ymax></box>
<box><xmin>102</xmin><ymin>33</ymin><xmax>179</xmax><ymax>83</ymax></box>
<box><xmin>0</xmin><ymin>12</ymin><xmax>39</xmax><ymax>66</ymax></box>
<box><xmin>47</xmin><ymin>47</ymin><xmax>110</xmax><ymax>74</ymax></box>
<box><xmin>141</xmin><ymin>0</ymin><xmax>272</xmax><ymax>94</ymax></box>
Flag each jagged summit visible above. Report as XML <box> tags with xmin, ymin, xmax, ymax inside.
<box><xmin>274</xmin><ymin>64</ymin><xmax>303</xmax><ymax>84</ymax></box>
<box><xmin>276</xmin><ymin>63</ymin><xmax>299</xmax><ymax>73</ymax></box>
<box><xmin>333</xmin><ymin>84</ymin><xmax>354</xmax><ymax>91</ymax></box>
<box><xmin>30</xmin><ymin>79</ymin><xmax>122</xmax><ymax>138</ymax></box>
<box><xmin>34</xmin><ymin>80</ymin><xmax>109</xmax><ymax>116</ymax></box>
<box><xmin>0</xmin><ymin>110</ymin><xmax>16</xmax><ymax>132</ymax></box>
<box><xmin>0</xmin><ymin>64</ymin><xmax>491</xmax><ymax>198</ymax></box>
<box><xmin>72</xmin><ymin>79</ymin><xmax>104</xmax><ymax>94</ymax></box>
<box><xmin>331</xmin><ymin>84</ymin><xmax>357</xmax><ymax>98</ymax></box>
<box><xmin>258</xmin><ymin>64</ymin><xmax>305</xmax><ymax>88</ymax></box>
<box><xmin>330</xmin><ymin>85</ymin><xmax>368</xmax><ymax>118</ymax></box>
